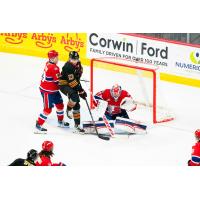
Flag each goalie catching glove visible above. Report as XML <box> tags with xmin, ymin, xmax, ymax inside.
<box><xmin>120</xmin><ymin>97</ymin><xmax>137</xmax><ymax>111</ymax></box>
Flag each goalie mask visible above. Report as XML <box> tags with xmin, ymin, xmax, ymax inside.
<box><xmin>110</xmin><ymin>84</ymin><xmax>122</xmax><ymax>100</ymax></box>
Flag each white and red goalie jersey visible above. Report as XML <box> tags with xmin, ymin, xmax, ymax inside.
<box><xmin>83</xmin><ymin>85</ymin><xmax>145</xmax><ymax>135</ymax></box>
<box><xmin>94</xmin><ymin>87</ymin><xmax>136</xmax><ymax>116</ymax></box>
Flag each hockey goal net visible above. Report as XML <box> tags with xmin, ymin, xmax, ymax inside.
<box><xmin>90</xmin><ymin>57</ymin><xmax>174</xmax><ymax>124</ymax></box>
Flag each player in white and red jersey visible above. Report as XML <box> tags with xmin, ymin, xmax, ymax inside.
<box><xmin>188</xmin><ymin>129</ymin><xmax>200</xmax><ymax>166</ymax></box>
<box><xmin>35</xmin><ymin>50</ymin><xmax>69</xmax><ymax>134</ymax></box>
<box><xmin>35</xmin><ymin>141</ymin><xmax>66</xmax><ymax>166</ymax></box>
<box><xmin>83</xmin><ymin>84</ymin><xmax>147</xmax><ymax>135</ymax></box>
<box><xmin>94</xmin><ymin>84</ymin><xmax>137</xmax><ymax>120</ymax></box>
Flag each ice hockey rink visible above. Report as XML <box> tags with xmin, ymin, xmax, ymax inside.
<box><xmin>0</xmin><ymin>52</ymin><xmax>199</xmax><ymax>166</ymax></box>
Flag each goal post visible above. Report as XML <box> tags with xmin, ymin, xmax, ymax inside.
<box><xmin>90</xmin><ymin>57</ymin><xmax>174</xmax><ymax>124</ymax></box>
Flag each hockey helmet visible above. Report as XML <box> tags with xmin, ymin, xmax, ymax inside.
<box><xmin>69</xmin><ymin>51</ymin><xmax>79</xmax><ymax>60</ymax></box>
<box><xmin>27</xmin><ymin>149</ymin><xmax>38</xmax><ymax>160</ymax></box>
<box><xmin>195</xmin><ymin>129</ymin><xmax>200</xmax><ymax>138</ymax></box>
<box><xmin>111</xmin><ymin>84</ymin><xmax>122</xmax><ymax>100</ymax></box>
<box><xmin>48</xmin><ymin>50</ymin><xmax>58</xmax><ymax>59</ymax></box>
<box><xmin>42</xmin><ymin>141</ymin><xmax>54</xmax><ymax>152</ymax></box>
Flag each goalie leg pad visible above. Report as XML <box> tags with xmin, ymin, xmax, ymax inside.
<box><xmin>115</xmin><ymin>117</ymin><xmax>147</xmax><ymax>134</ymax></box>
<box><xmin>83</xmin><ymin>120</ymin><xmax>114</xmax><ymax>134</ymax></box>
<box><xmin>83</xmin><ymin>121</ymin><xmax>114</xmax><ymax>128</ymax></box>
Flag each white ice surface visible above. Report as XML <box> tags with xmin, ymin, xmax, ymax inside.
<box><xmin>0</xmin><ymin>52</ymin><xmax>199</xmax><ymax>166</ymax></box>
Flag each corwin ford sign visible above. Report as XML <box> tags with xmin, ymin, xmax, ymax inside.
<box><xmin>87</xmin><ymin>33</ymin><xmax>169</xmax><ymax>68</ymax></box>
<box><xmin>87</xmin><ymin>33</ymin><xmax>200</xmax><ymax>79</ymax></box>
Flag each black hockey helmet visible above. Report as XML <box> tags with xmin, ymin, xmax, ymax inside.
<box><xmin>27</xmin><ymin>149</ymin><xmax>38</xmax><ymax>160</ymax></box>
<box><xmin>69</xmin><ymin>51</ymin><xmax>79</xmax><ymax>60</ymax></box>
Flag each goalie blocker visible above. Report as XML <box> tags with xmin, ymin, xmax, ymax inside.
<box><xmin>83</xmin><ymin>117</ymin><xmax>147</xmax><ymax>135</ymax></box>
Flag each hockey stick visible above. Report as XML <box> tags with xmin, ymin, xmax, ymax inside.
<box><xmin>90</xmin><ymin>95</ymin><xmax>115</xmax><ymax>137</ymax></box>
<box><xmin>82</xmin><ymin>81</ymin><xmax>115</xmax><ymax>137</ymax></box>
<box><xmin>80</xmin><ymin>79</ymin><xmax>90</xmax><ymax>83</ymax></box>
<box><xmin>85</xmin><ymin>98</ymin><xmax>110</xmax><ymax>141</ymax></box>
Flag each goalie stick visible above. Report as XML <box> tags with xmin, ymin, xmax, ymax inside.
<box><xmin>85</xmin><ymin>98</ymin><xmax>110</xmax><ymax>141</ymax></box>
<box><xmin>81</xmin><ymin>80</ymin><xmax>115</xmax><ymax>137</ymax></box>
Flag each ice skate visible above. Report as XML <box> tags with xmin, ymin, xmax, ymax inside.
<box><xmin>73</xmin><ymin>124</ymin><xmax>85</xmax><ymax>134</ymax></box>
<box><xmin>58</xmin><ymin>120</ymin><xmax>70</xmax><ymax>128</ymax></box>
<box><xmin>34</xmin><ymin>121</ymin><xmax>47</xmax><ymax>134</ymax></box>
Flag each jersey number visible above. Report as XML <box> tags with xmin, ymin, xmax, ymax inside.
<box><xmin>108</xmin><ymin>105</ymin><xmax>121</xmax><ymax>114</ymax></box>
<box><xmin>41</xmin><ymin>66</ymin><xmax>48</xmax><ymax>82</ymax></box>
<box><xmin>41</xmin><ymin>72</ymin><xmax>46</xmax><ymax>82</ymax></box>
<box><xmin>68</xmin><ymin>74</ymin><xmax>74</xmax><ymax>80</ymax></box>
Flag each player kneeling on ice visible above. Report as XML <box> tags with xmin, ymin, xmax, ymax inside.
<box><xmin>83</xmin><ymin>84</ymin><xmax>147</xmax><ymax>134</ymax></box>
<box><xmin>35</xmin><ymin>141</ymin><xmax>66</xmax><ymax>166</ymax></box>
<box><xmin>188</xmin><ymin>129</ymin><xmax>200</xmax><ymax>166</ymax></box>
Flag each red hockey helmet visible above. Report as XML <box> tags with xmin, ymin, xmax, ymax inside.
<box><xmin>42</xmin><ymin>141</ymin><xmax>54</xmax><ymax>152</ymax></box>
<box><xmin>195</xmin><ymin>129</ymin><xmax>200</xmax><ymax>138</ymax></box>
<box><xmin>48</xmin><ymin>50</ymin><xmax>58</xmax><ymax>59</ymax></box>
<box><xmin>111</xmin><ymin>84</ymin><xmax>122</xmax><ymax>100</ymax></box>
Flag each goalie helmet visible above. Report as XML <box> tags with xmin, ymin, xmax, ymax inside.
<box><xmin>48</xmin><ymin>50</ymin><xmax>58</xmax><ymax>59</ymax></box>
<box><xmin>27</xmin><ymin>149</ymin><xmax>38</xmax><ymax>161</ymax></box>
<box><xmin>110</xmin><ymin>84</ymin><xmax>122</xmax><ymax>100</ymax></box>
<box><xmin>69</xmin><ymin>51</ymin><xmax>79</xmax><ymax>60</ymax></box>
<box><xmin>42</xmin><ymin>141</ymin><xmax>54</xmax><ymax>152</ymax></box>
<box><xmin>195</xmin><ymin>129</ymin><xmax>200</xmax><ymax>139</ymax></box>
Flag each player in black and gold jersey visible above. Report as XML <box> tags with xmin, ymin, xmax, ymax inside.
<box><xmin>9</xmin><ymin>149</ymin><xmax>38</xmax><ymax>166</ymax></box>
<box><xmin>59</xmin><ymin>51</ymin><xmax>87</xmax><ymax>133</ymax></box>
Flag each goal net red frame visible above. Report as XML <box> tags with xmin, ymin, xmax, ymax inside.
<box><xmin>90</xmin><ymin>57</ymin><xmax>174</xmax><ymax>124</ymax></box>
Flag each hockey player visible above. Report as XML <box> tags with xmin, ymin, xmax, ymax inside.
<box><xmin>35</xmin><ymin>141</ymin><xmax>66</xmax><ymax>166</ymax></box>
<box><xmin>94</xmin><ymin>84</ymin><xmax>136</xmax><ymax>120</ymax></box>
<box><xmin>59</xmin><ymin>51</ymin><xmax>87</xmax><ymax>133</ymax></box>
<box><xmin>9</xmin><ymin>149</ymin><xmax>38</xmax><ymax>166</ymax></box>
<box><xmin>35</xmin><ymin>50</ymin><xmax>69</xmax><ymax>134</ymax></box>
<box><xmin>188</xmin><ymin>129</ymin><xmax>200</xmax><ymax>166</ymax></box>
<box><xmin>83</xmin><ymin>84</ymin><xmax>146</xmax><ymax>135</ymax></box>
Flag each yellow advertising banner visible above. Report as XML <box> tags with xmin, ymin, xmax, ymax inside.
<box><xmin>1</xmin><ymin>33</ymin><xmax>200</xmax><ymax>88</ymax></box>
<box><xmin>0</xmin><ymin>33</ymin><xmax>89</xmax><ymax>65</ymax></box>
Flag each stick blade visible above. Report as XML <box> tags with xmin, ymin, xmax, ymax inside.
<box><xmin>98</xmin><ymin>134</ymin><xmax>110</xmax><ymax>141</ymax></box>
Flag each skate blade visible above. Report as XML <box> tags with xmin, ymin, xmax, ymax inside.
<box><xmin>34</xmin><ymin>130</ymin><xmax>47</xmax><ymax>134</ymax></box>
<box><xmin>57</xmin><ymin>125</ymin><xmax>70</xmax><ymax>128</ymax></box>
<box><xmin>73</xmin><ymin>129</ymin><xmax>85</xmax><ymax>135</ymax></box>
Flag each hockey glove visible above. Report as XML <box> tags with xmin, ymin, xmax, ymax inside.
<box><xmin>79</xmin><ymin>89</ymin><xmax>87</xmax><ymax>100</ymax></box>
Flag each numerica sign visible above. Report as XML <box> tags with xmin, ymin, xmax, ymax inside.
<box><xmin>88</xmin><ymin>33</ymin><xmax>168</xmax><ymax>59</ymax></box>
